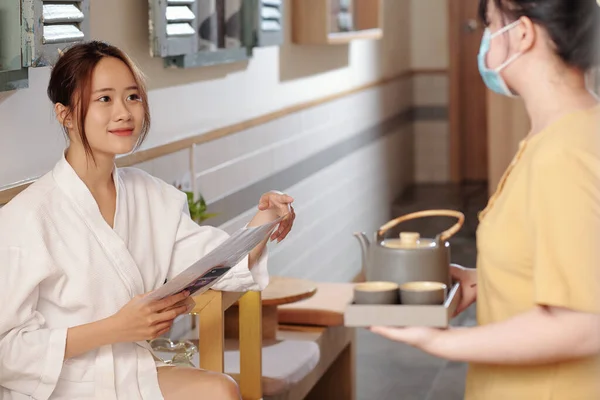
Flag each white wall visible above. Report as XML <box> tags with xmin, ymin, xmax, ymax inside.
<box><xmin>410</xmin><ymin>0</ymin><xmax>450</xmax><ymax>183</ymax></box>
<box><xmin>0</xmin><ymin>0</ymin><xmax>415</xmax><ymax>285</ymax></box>
<box><xmin>0</xmin><ymin>0</ymin><xmax>410</xmax><ymax>187</ymax></box>
<box><xmin>195</xmin><ymin>79</ymin><xmax>414</xmax><ymax>281</ymax></box>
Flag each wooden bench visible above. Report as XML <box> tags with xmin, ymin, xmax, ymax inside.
<box><xmin>263</xmin><ymin>324</ymin><xmax>356</xmax><ymax>400</ymax></box>
<box><xmin>272</xmin><ymin>282</ymin><xmax>357</xmax><ymax>400</ymax></box>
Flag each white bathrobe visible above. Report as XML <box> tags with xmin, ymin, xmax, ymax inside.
<box><xmin>0</xmin><ymin>155</ymin><xmax>269</xmax><ymax>400</ymax></box>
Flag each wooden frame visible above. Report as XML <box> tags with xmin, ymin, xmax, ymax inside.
<box><xmin>449</xmin><ymin>0</ymin><xmax>495</xmax><ymax>184</ymax></box>
<box><xmin>191</xmin><ymin>290</ymin><xmax>263</xmax><ymax>399</ymax></box>
<box><xmin>448</xmin><ymin>0</ymin><xmax>462</xmax><ymax>183</ymax></box>
<box><xmin>449</xmin><ymin>0</ymin><xmax>533</xmax><ymax>191</ymax></box>
<box><xmin>291</xmin><ymin>0</ymin><xmax>383</xmax><ymax>45</ymax></box>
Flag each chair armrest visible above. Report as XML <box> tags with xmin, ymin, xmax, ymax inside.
<box><xmin>239</xmin><ymin>291</ymin><xmax>263</xmax><ymax>399</ymax></box>
<box><xmin>190</xmin><ymin>290</ymin><xmax>263</xmax><ymax>399</ymax></box>
<box><xmin>191</xmin><ymin>290</ymin><xmax>244</xmax><ymax>315</ymax></box>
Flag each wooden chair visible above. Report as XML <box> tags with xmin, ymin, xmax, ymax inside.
<box><xmin>191</xmin><ymin>290</ymin><xmax>263</xmax><ymax>400</ymax></box>
<box><xmin>192</xmin><ymin>281</ymin><xmax>357</xmax><ymax>400</ymax></box>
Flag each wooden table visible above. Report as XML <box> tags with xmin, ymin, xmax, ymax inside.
<box><xmin>224</xmin><ymin>276</ymin><xmax>318</xmax><ymax>340</ymax></box>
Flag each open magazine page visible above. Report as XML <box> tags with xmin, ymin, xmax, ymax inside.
<box><xmin>145</xmin><ymin>216</ymin><xmax>284</xmax><ymax>302</ymax></box>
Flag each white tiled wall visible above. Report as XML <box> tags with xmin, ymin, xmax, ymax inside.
<box><xmin>135</xmin><ymin>79</ymin><xmax>414</xmax><ymax>283</ymax></box>
<box><xmin>193</xmin><ymin>79</ymin><xmax>412</xmax><ymax>203</ymax></box>
<box><xmin>268</xmin><ymin>124</ymin><xmax>412</xmax><ymax>281</ymax></box>
<box><xmin>168</xmin><ymin>113</ymin><xmax>412</xmax><ymax>339</ymax></box>
<box><xmin>135</xmin><ymin>149</ymin><xmax>192</xmax><ymax>189</ymax></box>
<box><xmin>412</xmin><ymin>72</ymin><xmax>450</xmax><ymax>183</ymax></box>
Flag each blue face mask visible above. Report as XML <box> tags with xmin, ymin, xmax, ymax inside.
<box><xmin>478</xmin><ymin>20</ymin><xmax>522</xmax><ymax>97</ymax></box>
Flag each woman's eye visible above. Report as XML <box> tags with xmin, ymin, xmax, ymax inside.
<box><xmin>128</xmin><ymin>94</ymin><xmax>142</xmax><ymax>102</ymax></box>
<box><xmin>98</xmin><ymin>96</ymin><xmax>110</xmax><ymax>102</ymax></box>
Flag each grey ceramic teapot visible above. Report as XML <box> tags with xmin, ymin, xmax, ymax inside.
<box><xmin>354</xmin><ymin>209</ymin><xmax>465</xmax><ymax>287</ymax></box>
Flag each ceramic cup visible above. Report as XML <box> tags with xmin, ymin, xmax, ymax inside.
<box><xmin>354</xmin><ymin>281</ymin><xmax>400</xmax><ymax>304</ymax></box>
<box><xmin>399</xmin><ymin>281</ymin><xmax>447</xmax><ymax>305</ymax></box>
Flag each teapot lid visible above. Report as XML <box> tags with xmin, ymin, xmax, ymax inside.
<box><xmin>381</xmin><ymin>232</ymin><xmax>437</xmax><ymax>249</ymax></box>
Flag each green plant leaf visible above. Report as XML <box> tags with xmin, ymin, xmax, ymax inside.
<box><xmin>198</xmin><ymin>213</ymin><xmax>220</xmax><ymax>223</ymax></box>
<box><xmin>180</xmin><ymin>189</ymin><xmax>219</xmax><ymax>223</ymax></box>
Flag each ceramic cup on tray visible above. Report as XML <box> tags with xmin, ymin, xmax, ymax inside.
<box><xmin>353</xmin><ymin>281</ymin><xmax>400</xmax><ymax>304</ymax></box>
<box><xmin>399</xmin><ymin>281</ymin><xmax>447</xmax><ymax>305</ymax></box>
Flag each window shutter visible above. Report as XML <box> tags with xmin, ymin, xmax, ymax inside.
<box><xmin>256</xmin><ymin>0</ymin><xmax>283</xmax><ymax>47</ymax></box>
<box><xmin>149</xmin><ymin>0</ymin><xmax>199</xmax><ymax>58</ymax></box>
<box><xmin>1</xmin><ymin>0</ymin><xmax>29</xmax><ymax>92</ymax></box>
<box><xmin>21</xmin><ymin>0</ymin><xmax>90</xmax><ymax>67</ymax></box>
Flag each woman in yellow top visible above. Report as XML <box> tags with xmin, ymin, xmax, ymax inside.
<box><xmin>372</xmin><ymin>0</ymin><xmax>600</xmax><ymax>399</ymax></box>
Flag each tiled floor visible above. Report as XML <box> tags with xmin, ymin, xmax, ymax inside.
<box><xmin>356</xmin><ymin>182</ymin><xmax>488</xmax><ymax>400</ymax></box>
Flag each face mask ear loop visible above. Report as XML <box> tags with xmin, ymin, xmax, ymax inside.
<box><xmin>490</xmin><ymin>19</ymin><xmax>522</xmax><ymax>39</ymax></box>
<box><xmin>495</xmin><ymin>51</ymin><xmax>522</xmax><ymax>72</ymax></box>
<box><xmin>490</xmin><ymin>19</ymin><xmax>523</xmax><ymax>72</ymax></box>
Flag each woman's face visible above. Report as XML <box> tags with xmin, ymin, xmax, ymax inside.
<box><xmin>76</xmin><ymin>56</ymin><xmax>145</xmax><ymax>157</ymax></box>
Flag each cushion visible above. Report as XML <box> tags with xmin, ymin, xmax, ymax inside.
<box><xmin>156</xmin><ymin>340</ymin><xmax>320</xmax><ymax>396</ymax></box>
<box><xmin>277</xmin><ymin>282</ymin><xmax>355</xmax><ymax>326</ymax></box>
<box><xmin>187</xmin><ymin>340</ymin><xmax>319</xmax><ymax>396</ymax></box>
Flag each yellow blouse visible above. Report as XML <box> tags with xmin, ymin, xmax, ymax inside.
<box><xmin>465</xmin><ymin>105</ymin><xmax>600</xmax><ymax>400</ymax></box>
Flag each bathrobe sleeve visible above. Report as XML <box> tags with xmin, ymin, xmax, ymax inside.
<box><xmin>0</xmin><ymin>246</ymin><xmax>67</xmax><ymax>400</ymax></box>
<box><xmin>167</xmin><ymin>198</ymin><xmax>269</xmax><ymax>292</ymax></box>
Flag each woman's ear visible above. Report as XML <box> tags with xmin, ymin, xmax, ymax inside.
<box><xmin>517</xmin><ymin>16</ymin><xmax>536</xmax><ymax>54</ymax></box>
<box><xmin>54</xmin><ymin>103</ymin><xmax>72</xmax><ymax>128</ymax></box>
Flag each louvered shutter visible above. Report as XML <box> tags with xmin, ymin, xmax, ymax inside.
<box><xmin>149</xmin><ymin>0</ymin><xmax>199</xmax><ymax>58</ymax></box>
<box><xmin>256</xmin><ymin>0</ymin><xmax>283</xmax><ymax>47</ymax></box>
<box><xmin>0</xmin><ymin>0</ymin><xmax>29</xmax><ymax>92</ymax></box>
<box><xmin>21</xmin><ymin>0</ymin><xmax>90</xmax><ymax>67</ymax></box>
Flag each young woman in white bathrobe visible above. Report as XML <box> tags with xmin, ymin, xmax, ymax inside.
<box><xmin>0</xmin><ymin>41</ymin><xmax>296</xmax><ymax>400</ymax></box>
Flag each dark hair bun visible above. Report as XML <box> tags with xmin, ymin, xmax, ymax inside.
<box><xmin>479</xmin><ymin>0</ymin><xmax>600</xmax><ymax>70</ymax></box>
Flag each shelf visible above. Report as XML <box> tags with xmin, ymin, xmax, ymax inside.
<box><xmin>292</xmin><ymin>0</ymin><xmax>383</xmax><ymax>45</ymax></box>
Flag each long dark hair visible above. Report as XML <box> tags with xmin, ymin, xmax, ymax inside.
<box><xmin>47</xmin><ymin>41</ymin><xmax>151</xmax><ymax>160</ymax></box>
<box><xmin>478</xmin><ymin>0</ymin><xmax>600</xmax><ymax>71</ymax></box>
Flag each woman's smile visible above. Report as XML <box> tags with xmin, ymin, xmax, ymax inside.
<box><xmin>109</xmin><ymin>127</ymin><xmax>135</xmax><ymax>137</ymax></box>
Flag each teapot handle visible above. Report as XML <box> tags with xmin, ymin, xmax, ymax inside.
<box><xmin>377</xmin><ymin>209</ymin><xmax>465</xmax><ymax>242</ymax></box>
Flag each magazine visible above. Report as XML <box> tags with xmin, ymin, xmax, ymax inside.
<box><xmin>145</xmin><ymin>216</ymin><xmax>284</xmax><ymax>302</ymax></box>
